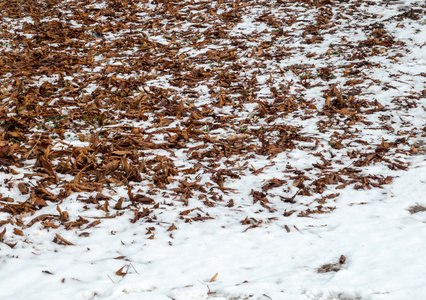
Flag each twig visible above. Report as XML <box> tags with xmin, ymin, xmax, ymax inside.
<box><xmin>22</xmin><ymin>133</ymin><xmax>42</xmax><ymax>160</ymax></box>
<box><xmin>130</xmin><ymin>263</ymin><xmax>139</xmax><ymax>275</ymax></box>
<box><xmin>107</xmin><ymin>274</ymin><xmax>115</xmax><ymax>284</ymax></box>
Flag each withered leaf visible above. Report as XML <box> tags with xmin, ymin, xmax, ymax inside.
<box><xmin>0</xmin><ymin>228</ymin><xmax>6</xmax><ymax>241</ymax></box>
<box><xmin>167</xmin><ymin>223</ymin><xmax>177</xmax><ymax>231</ymax></box>
<box><xmin>130</xmin><ymin>208</ymin><xmax>152</xmax><ymax>223</ymax></box>
<box><xmin>42</xmin><ymin>270</ymin><xmax>54</xmax><ymax>275</ymax></box>
<box><xmin>65</xmin><ymin>216</ymin><xmax>89</xmax><ymax>229</ymax></box>
<box><xmin>283</xmin><ymin>210</ymin><xmax>297</xmax><ymax>217</ymax></box>
<box><xmin>113</xmin><ymin>256</ymin><xmax>127</xmax><ymax>260</ymax></box>
<box><xmin>53</xmin><ymin>233</ymin><xmax>75</xmax><ymax>246</ymax></box>
<box><xmin>85</xmin><ymin>220</ymin><xmax>101</xmax><ymax>229</ymax></box>
<box><xmin>42</xmin><ymin>221</ymin><xmax>60</xmax><ymax>228</ymax></box>
<box><xmin>114</xmin><ymin>197</ymin><xmax>124</xmax><ymax>210</ymax></box>
<box><xmin>13</xmin><ymin>228</ymin><xmax>24</xmax><ymax>236</ymax></box>
<box><xmin>262</xmin><ymin>178</ymin><xmax>287</xmax><ymax>192</ymax></box>
<box><xmin>5</xmin><ymin>241</ymin><xmax>18</xmax><ymax>248</ymax></box>
<box><xmin>180</xmin><ymin>208</ymin><xmax>196</xmax><ymax>216</ymax></box>
<box><xmin>18</xmin><ymin>183</ymin><xmax>29</xmax><ymax>194</ymax></box>
<box><xmin>132</xmin><ymin>195</ymin><xmax>154</xmax><ymax>204</ymax></box>
<box><xmin>384</xmin><ymin>176</ymin><xmax>393</xmax><ymax>184</ymax></box>
<box><xmin>57</xmin><ymin>206</ymin><xmax>70</xmax><ymax>222</ymax></box>
<box><xmin>115</xmin><ymin>265</ymin><xmax>128</xmax><ymax>277</ymax></box>
<box><xmin>103</xmin><ymin>160</ymin><xmax>120</xmax><ymax>176</ymax></box>
<box><xmin>33</xmin><ymin>197</ymin><xmax>48</xmax><ymax>207</ymax></box>
<box><xmin>26</xmin><ymin>214</ymin><xmax>54</xmax><ymax>228</ymax></box>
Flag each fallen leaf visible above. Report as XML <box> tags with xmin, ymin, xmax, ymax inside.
<box><xmin>167</xmin><ymin>224</ymin><xmax>177</xmax><ymax>231</ymax></box>
<box><xmin>115</xmin><ymin>265</ymin><xmax>128</xmax><ymax>277</ymax></box>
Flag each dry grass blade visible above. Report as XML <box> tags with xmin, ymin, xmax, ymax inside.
<box><xmin>209</xmin><ymin>273</ymin><xmax>218</xmax><ymax>282</ymax></box>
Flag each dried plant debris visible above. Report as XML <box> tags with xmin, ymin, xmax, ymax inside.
<box><xmin>318</xmin><ymin>255</ymin><xmax>346</xmax><ymax>273</ymax></box>
<box><xmin>0</xmin><ymin>0</ymin><xmax>424</xmax><ymax>245</ymax></box>
<box><xmin>411</xmin><ymin>140</ymin><xmax>426</xmax><ymax>155</ymax></box>
<box><xmin>408</xmin><ymin>204</ymin><xmax>426</xmax><ymax>215</ymax></box>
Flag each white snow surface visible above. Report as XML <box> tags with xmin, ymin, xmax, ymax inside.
<box><xmin>1</xmin><ymin>157</ymin><xmax>425</xmax><ymax>300</ymax></box>
<box><xmin>0</xmin><ymin>0</ymin><xmax>425</xmax><ymax>299</ymax></box>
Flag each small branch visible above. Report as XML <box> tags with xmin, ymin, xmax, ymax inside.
<box><xmin>107</xmin><ymin>274</ymin><xmax>115</xmax><ymax>284</ymax></box>
<box><xmin>130</xmin><ymin>263</ymin><xmax>139</xmax><ymax>275</ymax></box>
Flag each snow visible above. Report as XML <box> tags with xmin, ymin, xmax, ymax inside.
<box><xmin>0</xmin><ymin>156</ymin><xmax>424</xmax><ymax>300</ymax></box>
<box><xmin>0</xmin><ymin>0</ymin><xmax>425</xmax><ymax>299</ymax></box>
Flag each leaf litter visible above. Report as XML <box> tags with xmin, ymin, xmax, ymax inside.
<box><xmin>0</xmin><ymin>0</ymin><xmax>425</xmax><ymax>299</ymax></box>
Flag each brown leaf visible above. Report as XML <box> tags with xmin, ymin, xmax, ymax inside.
<box><xmin>114</xmin><ymin>197</ymin><xmax>124</xmax><ymax>210</ymax></box>
<box><xmin>103</xmin><ymin>198</ymin><xmax>109</xmax><ymax>212</ymax></box>
<box><xmin>7</xmin><ymin>143</ymin><xmax>18</xmax><ymax>157</ymax></box>
<box><xmin>33</xmin><ymin>197</ymin><xmax>48</xmax><ymax>207</ymax></box>
<box><xmin>167</xmin><ymin>223</ymin><xmax>177</xmax><ymax>231</ymax></box>
<box><xmin>5</xmin><ymin>241</ymin><xmax>18</xmax><ymax>248</ymax></box>
<box><xmin>73</xmin><ymin>169</ymin><xmax>84</xmax><ymax>185</ymax></box>
<box><xmin>18</xmin><ymin>183</ymin><xmax>29</xmax><ymax>194</ymax></box>
<box><xmin>283</xmin><ymin>210</ymin><xmax>297</xmax><ymax>217</ymax></box>
<box><xmin>42</xmin><ymin>221</ymin><xmax>60</xmax><ymax>228</ymax></box>
<box><xmin>130</xmin><ymin>208</ymin><xmax>152</xmax><ymax>223</ymax></box>
<box><xmin>0</xmin><ymin>145</ymin><xmax>11</xmax><ymax>158</ymax></box>
<box><xmin>113</xmin><ymin>256</ymin><xmax>127</xmax><ymax>260</ymax></box>
<box><xmin>0</xmin><ymin>228</ymin><xmax>6</xmax><ymax>241</ymax></box>
<box><xmin>26</xmin><ymin>214</ymin><xmax>53</xmax><ymax>228</ymax></box>
<box><xmin>13</xmin><ymin>228</ymin><xmax>24</xmax><ymax>236</ymax></box>
<box><xmin>37</xmin><ymin>155</ymin><xmax>57</xmax><ymax>181</ymax></box>
<box><xmin>57</xmin><ymin>206</ymin><xmax>69</xmax><ymax>222</ymax></box>
<box><xmin>384</xmin><ymin>176</ymin><xmax>393</xmax><ymax>184</ymax></box>
<box><xmin>104</xmin><ymin>160</ymin><xmax>120</xmax><ymax>175</ymax></box>
<box><xmin>180</xmin><ymin>209</ymin><xmax>196</xmax><ymax>216</ymax></box>
<box><xmin>132</xmin><ymin>195</ymin><xmax>154</xmax><ymax>204</ymax></box>
<box><xmin>262</xmin><ymin>178</ymin><xmax>287</xmax><ymax>192</ymax></box>
<box><xmin>42</xmin><ymin>270</ymin><xmax>54</xmax><ymax>275</ymax></box>
<box><xmin>115</xmin><ymin>265</ymin><xmax>128</xmax><ymax>277</ymax></box>
<box><xmin>53</xmin><ymin>233</ymin><xmax>75</xmax><ymax>246</ymax></box>
<box><xmin>121</xmin><ymin>156</ymin><xmax>130</xmax><ymax>175</ymax></box>
<box><xmin>85</xmin><ymin>220</ymin><xmax>101</xmax><ymax>229</ymax></box>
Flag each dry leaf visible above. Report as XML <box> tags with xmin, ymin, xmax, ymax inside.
<box><xmin>13</xmin><ymin>228</ymin><xmax>24</xmax><ymax>236</ymax></box>
<box><xmin>18</xmin><ymin>183</ymin><xmax>29</xmax><ymax>194</ymax></box>
<box><xmin>167</xmin><ymin>224</ymin><xmax>177</xmax><ymax>231</ymax></box>
<box><xmin>53</xmin><ymin>233</ymin><xmax>74</xmax><ymax>246</ymax></box>
<box><xmin>115</xmin><ymin>265</ymin><xmax>128</xmax><ymax>277</ymax></box>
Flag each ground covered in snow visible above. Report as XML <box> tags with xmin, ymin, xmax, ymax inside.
<box><xmin>0</xmin><ymin>0</ymin><xmax>425</xmax><ymax>299</ymax></box>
